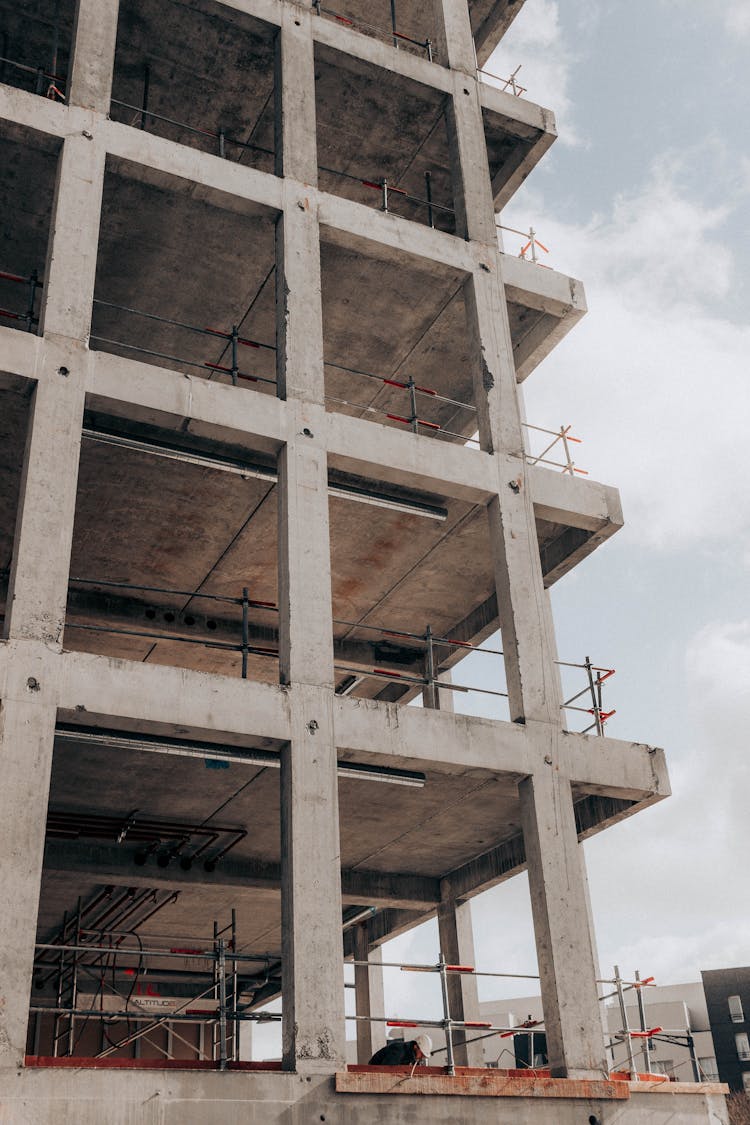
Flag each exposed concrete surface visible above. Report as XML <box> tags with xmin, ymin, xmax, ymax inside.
<box><xmin>0</xmin><ymin>1068</ymin><xmax>730</xmax><ymax>1124</ymax></box>
<box><xmin>0</xmin><ymin>0</ymin><xmax>683</xmax><ymax>1103</ymax></box>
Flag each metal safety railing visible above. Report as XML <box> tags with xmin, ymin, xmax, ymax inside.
<box><xmin>313</xmin><ymin>0</ymin><xmax>433</xmax><ymax>59</ymax></box>
<box><xmin>318</xmin><ymin>163</ymin><xmax>454</xmax><ymax>229</ymax></box>
<box><xmin>497</xmin><ymin>223</ymin><xmax>551</xmax><ymax>266</ymax></box>
<box><xmin>602</xmin><ymin>966</ymin><xmax>706</xmax><ymax>1084</ymax></box>
<box><xmin>90</xmin><ymin>297</ymin><xmax>278</xmax><ymax>388</ymax></box>
<box><xmin>324</xmin><ymin>359</ymin><xmax>477</xmax><ymax>442</ymax></box>
<box><xmin>109</xmin><ymin>94</ymin><xmax>274</xmax><ymax>165</ymax></box>
<box><xmin>348</xmin><ymin>957</ymin><xmax>692</xmax><ymax>1081</ymax></box>
<box><xmin>523</xmin><ymin>422</ymin><xmax>587</xmax><ymax>476</ymax></box>
<box><xmin>64</xmin><ymin>579</ymin><xmax>613</xmax><ymax>731</ymax></box>
<box><xmin>349</xmin><ymin>953</ymin><xmax>544</xmax><ymax>1075</ymax></box>
<box><xmin>66</xmin><ymin>577</ymin><xmax>279</xmax><ymax>680</ymax></box>
<box><xmin>559</xmin><ymin>657</ymin><xmax>616</xmax><ymax>735</ymax></box>
<box><xmin>477</xmin><ymin>64</ymin><xmax>527</xmax><ymax>98</ymax></box>
<box><xmin>0</xmin><ymin>267</ymin><xmax>42</xmax><ymax>331</ymax></box>
<box><xmin>0</xmin><ymin>52</ymin><xmax>66</xmax><ymax>100</ymax></box>
<box><xmin>334</xmin><ymin>618</ymin><xmax>509</xmax><ymax>707</ymax></box>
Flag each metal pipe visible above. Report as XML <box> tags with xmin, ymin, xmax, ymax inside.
<box><xmin>615</xmin><ymin>964</ymin><xmax>638</xmax><ymax>1081</ymax></box>
<box><xmin>634</xmin><ymin>970</ymin><xmax>652</xmax><ymax>1074</ymax></box>
<box><xmin>438</xmin><ymin>954</ymin><xmax>455</xmax><ymax>1076</ymax></box>
<box><xmin>140</xmin><ymin>63</ymin><xmax>150</xmax><ymax>130</ymax></box>
<box><xmin>241</xmin><ymin>587</ymin><xmax>249</xmax><ymax>679</ymax></box>
<box><xmin>424</xmin><ymin>171</ymin><xmax>434</xmax><ymax>228</ymax></box>
<box><xmin>218</xmin><ymin>939</ymin><xmax>228</xmax><ymax>1070</ymax></box>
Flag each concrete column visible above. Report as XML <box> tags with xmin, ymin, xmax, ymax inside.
<box><xmin>3</xmin><ymin>350</ymin><xmax>86</xmax><ymax>643</ymax></box>
<box><xmin>432</xmin><ymin>0</ymin><xmax>477</xmax><ymax>75</ymax></box>
<box><xmin>280</xmin><ymin>685</ymin><xmax>345</xmax><ymax>1072</ymax></box>
<box><xmin>275</xmin><ymin>21</ymin><xmax>343</xmax><ymax>1053</ymax></box>
<box><xmin>275</xmin><ymin>5</ymin><xmax>318</xmax><ymax>185</ymax></box>
<box><xmin>275</xmin><ymin>203</ymin><xmax>325</xmax><ymax>406</ymax></box>
<box><xmin>433</xmin><ymin>0</ymin><xmax>495</xmax><ymax>244</ymax></box>
<box><xmin>519</xmin><ymin>766</ymin><xmax>607</xmax><ymax>1079</ymax></box>
<box><xmin>41</xmin><ymin>134</ymin><xmax>107</xmax><ymax>340</ymax></box>
<box><xmin>273</xmin><ymin>4</ymin><xmax>323</xmax><ymax>409</ymax></box>
<box><xmin>353</xmin><ymin>924</ymin><xmax>386</xmax><ymax>1063</ymax></box>
<box><xmin>69</xmin><ymin>0</ymin><xmax>120</xmax><ymax>113</ymax></box>
<box><xmin>463</xmin><ymin>266</ymin><xmax>559</xmax><ymax>724</ymax></box>
<box><xmin>0</xmin><ymin>648</ymin><xmax>59</xmax><ymax>1067</ymax></box>
<box><xmin>437</xmin><ymin>880</ymin><xmax>483</xmax><ymax>1067</ymax></box>
<box><xmin>6</xmin><ymin>128</ymin><xmax>105</xmax><ymax>641</ymax></box>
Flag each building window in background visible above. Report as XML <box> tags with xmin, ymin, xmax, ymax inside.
<box><xmin>699</xmin><ymin>1057</ymin><xmax>719</xmax><ymax>1082</ymax></box>
<box><xmin>735</xmin><ymin>1033</ymin><xmax>750</xmax><ymax>1061</ymax></box>
<box><xmin>729</xmin><ymin>996</ymin><xmax>745</xmax><ymax>1023</ymax></box>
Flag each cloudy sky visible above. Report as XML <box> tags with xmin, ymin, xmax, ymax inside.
<box><xmin>377</xmin><ymin>0</ymin><xmax>750</xmax><ymax>1024</ymax></box>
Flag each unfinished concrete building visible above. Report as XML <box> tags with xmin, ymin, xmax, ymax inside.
<box><xmin>0</xmin><ymin>0</ymin><xmax>729</xmax><ymax>1121</ymax></box>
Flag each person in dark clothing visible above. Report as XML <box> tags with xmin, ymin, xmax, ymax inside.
<box><xmin>369</xmin><ymin>1033</ymin><xmax>432</xmax><ymax>1066</ymax></box>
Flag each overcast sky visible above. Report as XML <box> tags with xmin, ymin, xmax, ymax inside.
<box><xmin>377</xmin><ymin>0</ymin><xmax>750</xmax><ymax>1026</ymax></box>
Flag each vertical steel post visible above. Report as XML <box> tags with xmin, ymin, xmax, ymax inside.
<box><xmin>231</xmin><ymin>909</ymin><xmax>240</xmax><ymax>1063</ymax></box>
<box><xmin>381</xmin><ymin>178</ymin><xmax>389</xmax><ymax>212</ymax></box>
<box><xmin>140</xmin><ymin>63</ymin><xmax>150</xmax><ymax>130</ymax></box>
<box><xmin>687</xmin><ymin>1032</ymin><xmax>700</xmax><ymax>1082</ymax></box>
<box><xmin>529</xmin><ymin>228</ymin><xmax>538</xmax><ymax>264</ymax></box>
<box><xmin>560</xmin><ymin>426</ymin><xmax>574</xmax><ymax>475</ymax></box>
<box><xmin>390</xmin><ymin>0</ymin><xmax>398</xmax><ymax>47</ymax></box>
<box><xmin>615</xmin><ymin>965</ymin><xmax>638</xmax><ymax>1081</ymax></box>
<box><xmin>424</xmin><ymin>171</ymin><xmax>434</xmax><ymax>228</ymax></box>
<box><xmin>438</xmin><ymin>954</ymin><xmax>455</xmax><ymax>1076</ymax></box>
<box><xmin>425</xmin><ymin>39</ymin><xmax>433</xmax><ymax>63</ymax></box>
<box><xmin>49</xmin><ymin>0</ymin><xmax>60</xmax><ymax>85</ymax></box>
<box><xmin>425</xmin><ymin>623</ymin><xmax>436</xmax><ymax>699</ymax></box>
<box><xmin>26</xmin><ymin>270</ymin><xmax>38</xmax><ymax>332</ymax></box>
<box><xmin>52</xmin><ymin>911</ymin><xmax>67</xmax><ymax>1057</ymax></box>
<box><xmin>231</xmin><ymin>325</ymin><xmax>239</xmax><ymax>387</ymax></box>
<box><xmin>634</xmin><ymin>971</ymin><xmax>651</xmax><ymax>1074</ymax></box>
<box><xmin>585</xmin><ymin>657</ymin><xmax>603</xmax><ymax>736</ymax></box>
<box><xmin>67</xmin><ymin>897</ymin><xmax>82</xmax><ymax>1056</ymax></box>
<box><xmin>241</xmin><ymin>587</ymin><xmax>249</xmax><ymax>680</ymax></box>
<box><xmin>35</xmin><ymin>66</ymin><xmax>45</xmax><ymax>95</ymax></box>
<box><xmin>219</xmin><ymin>128</ymin><xmax>226</xmax><ymax>159</ymax></box>
<box><xmin>408</xmin><ymin>377</ymin><xmax>418</xmax><ymax>433</ymax></box>
<box><xmin>212</xmin><ymin>920</ymin><xmax>219</xmax><ymax>1062</ymax></box>
<box><xmin>218</xmin><ymin>938</ymin><xmax>228</xmax><ymax>1071</ymax></box>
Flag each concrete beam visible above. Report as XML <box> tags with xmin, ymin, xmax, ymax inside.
<box><xmin>0</xmin><ymin>326</ymin><xmax>41</xmax><ymax>382</ymax></box>
<box><xmin>474</xmin><ymin>0</ymin><xmax>527</xmax><ymax>68</ymax></box>
<box><xmin>86</xmin><ymin>349</ymin><xmax>286</xmax><ymax>455</ymax></box>
<box><xmin>318</xmin><ymin>193</ymin><xmax>475</xmax><ymax>275</ymax></box>
<box><xmin>312</xmin><ymin>12</ymin><xmax>453</xmax><ymax>95</ymax></box>
<box><xmin>326</xmin><ymin>409</ymin><xmax>496</xmax><ymax>505</ymax></box>
<box><xmin>104</xmin><ymin>120</ymin><xmax>283</xmax><ymax>219</ymax></box>
<box><xmin>42</xmin><ymin>840</ymin><xmax>441</xmax><ymax>910</ymax></box>
<box><xmin>57</xmin><ymin>648</ymin><xmax>292</xmax><ymax>744</ymax></box>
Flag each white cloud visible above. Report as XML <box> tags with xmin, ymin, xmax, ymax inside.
<box><xmin>505</xmin><ymin>161</ymin><xmax>750</xmax><ymax>552</ymax></box>
<box><xmin>725</xmin><ymin>2</ymin><xmax>750</xmax><ymax>37</ymax></box>
<box><xmin>484</xmin><ymin>0</ymin><xmax>582</xmax><ymax>145</ymax></box>
<box><xmin>585</xmin><ymin>615</ymin><xmax>750</xmax><ymax>984</ymax></box>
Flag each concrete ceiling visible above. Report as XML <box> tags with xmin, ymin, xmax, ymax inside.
<box><xmin>32</xmin><ymin>730</ymin><xmax>524</xmax><ymax>971</ymax></box>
